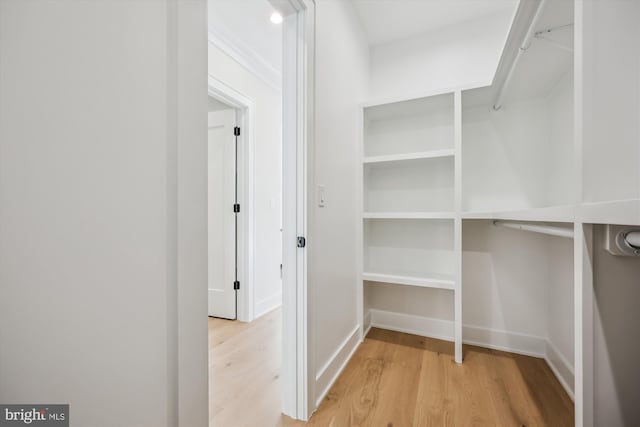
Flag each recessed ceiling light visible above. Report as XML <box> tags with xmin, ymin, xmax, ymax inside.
<box><xmin>270</xmin><ymin>12</ymin><xmax>283</xmax><ymax>24</ymax></box>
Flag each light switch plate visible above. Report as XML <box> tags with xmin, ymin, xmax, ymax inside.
<box><xmin>317</xmin><ymin>185</ymin><xmax>325</xmax><ymax>207</ymax></box>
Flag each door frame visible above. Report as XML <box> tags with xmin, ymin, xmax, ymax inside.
<box><xmin>202</xmin><ymin>0</ymin><xmax>315</xmax><ymax>421</ymax></box>
<box><xmin>206</xmin><ymin>107</ymin><xmax>241</xmax><ymax>320</ymax></box>
<box><xmin>278</xmin><ymin>0</ymin><xmax>315</xmax><ymax>419</ymax></box>
<box><xmin>208</xmin><ymin>76</ymin><xmax>256</xmax><ymax>322</ymax></box>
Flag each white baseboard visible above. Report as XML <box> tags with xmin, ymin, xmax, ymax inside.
<box><xmin>371</xmin><ymin>309</ymin><xmax>454</xmax><ymax>343</ymax></box>
<box><xmin>361</xmin><ymin>310</ymin><xmax>575</xmax><ymax>405</ymax></box>
<box><xmin>254</xmin><ymin>291</ymin><xmax>282</xmax><ymax>320</ymax></box>
<box><xmin>545</xmin><ymin>340</ymin><xmax>575</xmax><ymax>401</ymax></box>
<box><xmin>363</xmin><ymin>310</ymin><xmax>372</xmax><ymax>338</ymax></box>
<box><xmin>369</xmin><ymin>309</ymin><xmax>546</xmax><ymax>358</ymax></box>
<box><xmin>464</xmin><ymin>324</ymin><xmax>546</xmax><ymax>357</ymax></box>
<box><xmin>314</xmin><ymin>325</ymin><xmax>361</xmax><ymax>409</ymax></box>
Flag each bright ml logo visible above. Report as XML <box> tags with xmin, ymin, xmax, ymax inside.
<box><xmin>0</xmin><ymin>405</ymin><xmax>68</xmax><ymax>427</ymax></box>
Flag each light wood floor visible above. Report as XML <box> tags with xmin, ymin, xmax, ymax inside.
<box><xmin>209</xmin><ymin>309</ymin><xmax>574</xmax><ymax>427</ymax></box>
<box><xmin>209</xmin><ymin>308</ymin><xmax>295</xmax><ymax>427</ymax></box>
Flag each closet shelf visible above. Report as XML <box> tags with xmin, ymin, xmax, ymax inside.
<box><xmin>363</xmin><ymin>212</ymin><xmax>456</xmax><ymax>219</ymax></box>
<box><xmin>462</xmin><ymin>205</ymin><xmax>576</xmax><ymax>222</ymax></box>
<box><xmin>363</xmin><ymin>149</ymin><xmax>455</xmax><ymax>165</ymax></box>
<box><xmin>578</xmin><ymin>199</ymin><xmax>640</xmax><ymax>226</ymax></box>
<box><xmin>362</xmin><ymin>271</ymin><xmax>455</xmax><ymax>291</ymax></box>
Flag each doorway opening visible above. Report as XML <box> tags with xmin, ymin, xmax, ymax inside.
<box><xmin>205</xmin><ymin>0</ymin><xmax>314</xmax><ymax>424</ymax></box>
<box><xmin>207</xmin><ymin>97</ymin><xmax>241</xmax><ymax>320</ymax></box>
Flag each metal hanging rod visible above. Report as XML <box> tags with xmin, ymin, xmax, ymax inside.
<box><xmin>625</xmin><ymin>231</ymin><xmax>640</xmax><ymax>249</ymax></box>
<box><xmin>492</xmin><ymin>0</ymin><xmax>548</xmax><ymax>111</ymax></box>
<box><xmin>493</xmin><ymin>220</ymin><xmax>574</xmax><ymax>239</ymax></box>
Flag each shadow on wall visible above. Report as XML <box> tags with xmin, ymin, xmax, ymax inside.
<box><xmin>593</xmin><ymin>225</ymin><xmax>640</xmax><ymax>426</ymax></box>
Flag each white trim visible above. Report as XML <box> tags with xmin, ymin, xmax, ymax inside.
<box><xmin>314</xmin><ymin>325</ymin><xmax>361</xmax><ymax>409</ymax></box>
<box><xmin>574</xmin><ymin>222</ymin><xmax>594</xmax><ymax>427</ymax></box>
<box><xmin>254</xmin><ymin>291</ymin><xmax>283</xmax><ymax>320</ymax></box>
<box><xmin>208</xmin><ymin>29</ymin><xmax>282</xmax><ymax>91</ymax></box>
<box><xmin>371</xmin><ymin>309</ymin><xmax>456</xmax><ymax>343</ymax></box>
<box><xmin>369</xmin><ymin>309</ymin><xmax>548</xmax><ymax>358</ymax></box>
<box><xmin>363</xmin><ymin>310</ymin><xmax>373</xmax><ymax>338</ymax></box>
<box><xmin>453</xmin><ymin>90</ymin><xmax>463</xmax><ymax>364</ymax></box>
<box><xmin>464</xmin><ymin>324</ymin><xmax>546</xmax><ymax>357</ymax></box>
<box><xmin>545</xmin><ymin>340</ymin><xmax>575</xmax><ymax>401</ymax></box>
<box><xmin>208</xmin><ymin>75</ymin><xmax>257</xmax><ymax>323</ymax></box>
<box><xmin>281</xmin><ymin>0</ymin><xmax>315</xmax><ymax>420</ymax></box>
<box><xmin>175</xmin><ymin>1</ymin><xmax>209</xmax><ymax>424</ymax></box>
<box><xmin>356</xmin><ymin>106</ymin><xmax>364</xmax><ymax>342</ymax></box>
<box><xmin>578</xmin><ymin>198</ymin><xmax>640</xmax><ymax>226</ymax></box>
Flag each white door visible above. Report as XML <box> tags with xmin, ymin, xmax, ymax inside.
<box><xmin>208</xmin><ymin>109</ymin><xmax>237</xmax><ymax>319</ymax></box>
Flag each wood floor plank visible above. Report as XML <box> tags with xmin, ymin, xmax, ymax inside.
<box><xmin>309</xmin><ymin>343</ymin><xmax>384</xmax><ymax>426</ymax></box>
<box><xmin>210</xmin><ymin>314</ymin><xmax>574</xmax><ymax>427</ymax></box>
<box><xmin>368</xmin><ymin>333</ymin><xmax>423</xmax><ymax>426</ymax></box>
<box><xmin>310</xmin><ymin>329</ymin><xmax>573</xmax><ymax>427</ymax></box>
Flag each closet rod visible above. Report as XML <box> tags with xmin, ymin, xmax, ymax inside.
<box><xmin>492</xmin><ymin>0</ymin><xmax>547</xmax><ymax>111</ymax></box>
<box><xmin>493</xmin><ymin>220</ymin><xmax>574</xmax><ymax>239</ymax></box>
<box><xmin>625</xmin><ymin>231</ymin><xmax>640</xmax><ymax>249</ymax></box>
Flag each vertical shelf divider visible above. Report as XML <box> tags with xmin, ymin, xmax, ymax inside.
<box><xmin>357</xmin><ymin>105</ymin><xmax>364</xmax><ymax>342</ymax></box>
<box><xmin>454</xmin><ymin>90</ymin><xmax>463</xmax><ymax>364</ymax></box>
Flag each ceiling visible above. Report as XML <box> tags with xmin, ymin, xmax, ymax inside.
<box><xmin>208</xmin><ymin>0</ymin><xmax>282</xmax><ymax>73</ymax></box>
<box><xmin>352</xmin><ymin>0</ymin><xmax>519</xmax><ymax>46</ymax></box>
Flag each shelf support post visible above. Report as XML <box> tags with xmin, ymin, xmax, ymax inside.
<box><xmin>454</xmin><ymin>90</ymin><xmax>463</xmax><ymax>363</ymax></box>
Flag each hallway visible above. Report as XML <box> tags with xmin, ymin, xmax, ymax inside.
<box><xmin>209</xmin><ymin>309</ymin><xmax>297</xmax><ymax>427</ymax></box>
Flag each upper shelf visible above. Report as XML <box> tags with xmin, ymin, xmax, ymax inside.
<box><xmin>578</xmin><ymin>199</ymin><xmax>640</xmax><ymax>226</ymax></box>
<box><xmin>363</xmin><ymin>148</ymin><xmax>455</xmax><ymax>165</ymax></box>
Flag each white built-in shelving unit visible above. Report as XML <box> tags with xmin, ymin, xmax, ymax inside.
<box><xmin>359</xmin><ymin>91</ymin><xmax>464</xmax><ymax>362</ymax></box>
<box><xmin>358</xmin><ymin>0</ymin><xmax>640</xmax><ymax>425</ymax></box>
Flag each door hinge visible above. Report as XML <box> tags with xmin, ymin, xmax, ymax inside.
<box><xmin>233</xmin><ymin>203</ymin><xmax>240</xmax><ymax>213</ymax></box>
<box><xmin>234</xmin><ymin>127</ymin><xmax>241</xmax><ymax>136</ymax></box>
<box><xmin>233</xmin><ymin>280</ymin><xmax>240</xmax><ymax>290</ymax></box>
<box><xmin>297</xmin><ymin>236</ymin><xmax>306</xmax><ymax>248</ymax></box>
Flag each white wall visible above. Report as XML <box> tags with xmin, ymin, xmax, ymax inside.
<box><xmin>208</xmin><ymin>42</ymin><xmax>283</xmax><ymax>319</ymax></box>
<box><xmin>462</xmin><ymin>99</ymin><xmax>550</xmax><ymax>212</ymax></box>
<box><xmin>311</xmin><ymin>0</ymin><xmax>369</xmax><ymax>406</ymax></box>
<box><xmin>463</xmin><ymin>220</ymin><xmax>574</xmax><ymax>380</ymax></box>
<box><xmin>462</xmin><ymin>221</ymin><xmax>549</xmax><ymax>340</ymax></box>
<box><xmin>462</xmin><ymin>74</ymin><xmax>574</xmax><ymax>212</ymax></box>
<box><xmin>369</xmin><ymin>10</ymin><xmax>514</xmax><ymax>100</ymax></box>
<box><xmin>547</xmin><ymin>71</ymin><xmax>575</xmax><ymax>206</ymax></box>
<box><xmin>582</xmin><ymin>0</ymin><xmax>640</xmax><ymax>204</ymax></box>
<box><xmin>0</xmin><ymin>1</ymin><xmax>208</xmax><ymax>426</ymax></box>
<box><xmin>208</xmin><ymin>0</ymin><xmax>282</xmax><ymax>75</ymax></box>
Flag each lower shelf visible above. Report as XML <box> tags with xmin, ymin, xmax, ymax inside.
<box><xmin>362</xmin><ymin>271</ymin><xmax>455</xmax><ymax>291</ymax></box>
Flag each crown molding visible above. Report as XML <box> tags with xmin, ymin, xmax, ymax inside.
<box><xmin>208</xmin><ymin>28</ymin><xmax>282</xmax><ymax>91</ymax></box>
